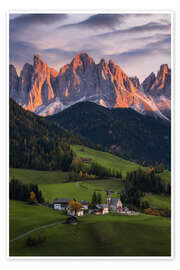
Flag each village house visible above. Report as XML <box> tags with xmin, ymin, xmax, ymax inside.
<box><xmin>79</xmin><ymin>201</ymin><xmax>89</xmax><ymax>210</ymax></box>
<box><xmin>53</xmin><ymin>198</ymin><xmax>70</xmax><ymax>210</ymax></box>
<box><xmin>67</xmin><ymin>208</ymin><xmax>84</xmax><ymax>217</ymax></box>
<box><xmin>95</xmin><ymin>204</ymin><xmax>109</xmax><ymax>215</ymax></box>
<box><xmin>80</xmin><ymin>157</ymin><xmax>92</xmax><ymax>163</ymax></box>
<box><xmin>53</xmin><ymin>198</ymin><xmax>89</xmax><ymax>216</ymax></box>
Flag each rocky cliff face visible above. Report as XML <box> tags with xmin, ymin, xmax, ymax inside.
<box><xmin>9</xmin><ymin>53</ymin><xmax>171</xmax><ymax>120</ymax></box>
<box><xmin>9</xmin><ymin>64</ymin><xmax>19</xmax><ymax>100</ymax></box>
<box><xmin>142</xmin><ymin>64</ymin><xmax>171</xmax><ymax>118</ymax></box>
<box><xmin>130</xmin><ymin>76</ymin><xmax>140</xmax><ymax>89</ymax></box>
<box><xmin>142</xmin><ymin>64</ymin><xmax>171</xmax><ymax>98</ymax></box>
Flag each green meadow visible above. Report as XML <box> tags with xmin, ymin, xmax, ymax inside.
<box><xmin>9</xmin><ymin>200</ymin><xmax>66</xmax><ymax>239</ymax></box>
<box><xmin>9</xmin><ymin>168</ymin><xmax>68</xmax><ymax>184</ymax></box>
<box><xmin>10</xmin><ymin>205</ymin><xmax>171</xmax><ymax>257</ymax></box>
<box><xmin>9</xmin><ymin>145</ymin><xmax>171</xmax><ymax>256</ymax></box>
<box><xmin>71</xmin><ymin>145</ymin><xmax>141</xmax><ymax>177</ymax></box>
<box><xmin>141</xmin><ymin>195</ymin><xmax>171</xmax><ymax>210</ymax></box>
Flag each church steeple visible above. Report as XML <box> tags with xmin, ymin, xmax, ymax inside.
<box><xmin>106</xmin><ymin>190</ymin><xmax>111</xmax><ymax>205</ymax></box>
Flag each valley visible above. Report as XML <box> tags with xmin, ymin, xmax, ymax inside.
<box><xmin>9</xmin><ymin>12</ymin><xmax>172</xmax><ymax>258</ymax></box>
<box><xmin>9</xmin><ymin>144</ymin><xmax>171</xmax><ymax>256</ymax></box>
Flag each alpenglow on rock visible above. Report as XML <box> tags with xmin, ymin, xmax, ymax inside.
<box><xmin>9</xmin><ymin>53</ymin><xmax>171</xmax><ymax>120</ymax></box>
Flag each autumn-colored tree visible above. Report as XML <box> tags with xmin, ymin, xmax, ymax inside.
<box><xmin>69</xmin><ymin>200</ymin><xmax>82</xmax><ymax>215</ymax></box>
<box><xmin>30</xmin><ymin>191</ymin><xmax>36</xmax><ymax>201</ymax></box>
<box><xmin>147</xmin><ymin>167</ymin><xmax>155</xmax><ymax>174</ymax></box>
<box><xmin>144</xmin><ymin>208</ymin><xmax>153</xmax><ymax>215</ymax></box>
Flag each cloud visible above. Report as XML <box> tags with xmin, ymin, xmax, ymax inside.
<box><xmin>95</xmin><ymin>21</ymin><xmax>171</xmax><ymax>39</ymax></box>
<box><xmin>105</xmin><ymin>35</ymin><xmax>171</xmax><ymax>64</ymax></box>
<box><xmin>10</xmin><ymin>14</ymin><xmax>68</xmax><ymax>41</ymax></box>
<box><xmin>58</xmin><ymin>14</ymin><xmax>127</xmax><ymax>30</ymax></box>
<box><xmin>9</xmin><ymin>13</ymin><xmax>171</xmax><ymax>81</ymax></box>
<box><xmin>10</xmin><ymin>13</ymin><xmax>68</xmax><ymax>27</ymax></box>
<box><xmin>10</xmin><ymin>40</ymin><xmax>38</xmax><ymax>63</ymax></box>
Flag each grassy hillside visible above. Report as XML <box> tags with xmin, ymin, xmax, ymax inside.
<box><xmin>9</xmin><ymin>167</ymin><xmax>170</xmax><ymax>209</ymax></box>
<box><xmin>9</xmin><ymin>200</ymin><xmax>66</xmax><ymax>239</ymax></box>
<box><xmin>39</xmin><ymin>182</ymin><xmax>112</xmax><ymax>204</ymax></box>
<box><xmin>79</xmin><ymin>179</ymin><xmax>123</xmax><ymax>193</ymax></box>
<box><xmin>9</xmin><ymin>168</ymin><xmax>68</xmax><ymax>184</ymax></box>
<box><xmin>10</xmin><ymin>211</ymin><xmax>171</xmax><ymax>256</ymax></box>
<box><xmin>159</xmin><ymin>170</ymin><xmax>171</xmax><ymax>185</ymax></box>
<box><xmin>141</xmin><ymin>195</ymin><xmax>171</xmax><ymax>210</ymax></box>
<box><xmin>71</xmin><ymin>145</ymin><xmax>141</xmax><ymax>177</ymax></box>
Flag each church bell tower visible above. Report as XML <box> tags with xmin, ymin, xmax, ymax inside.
<box><xmin>106</xmin><ymin>190</ymin><xmax>111</xmax><ymax>205</ymax></box>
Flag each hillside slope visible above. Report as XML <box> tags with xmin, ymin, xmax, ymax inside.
<box><xmin>9</xmin><ymin>98</ymin><xmax>85</xmax><ymax>171</ymax></box>
<box><xmin>47</xmin><ymin>101</ymin><xmax>171</xmax><ymax>168</ymax></box>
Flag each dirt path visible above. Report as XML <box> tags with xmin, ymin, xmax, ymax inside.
<box><xmin>10</xmin><ymin>221</ymin><xmax>64</xmax><ymax>243</ymax></box>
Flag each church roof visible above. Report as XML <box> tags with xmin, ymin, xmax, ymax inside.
<box><xmin>111</xmin><ymin>198</ymin><xmax>121</xmax><ymax>205</ymax></box>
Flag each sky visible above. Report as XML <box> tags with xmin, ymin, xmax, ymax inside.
<box><xmin>9</xmin><ymin>13</ymin><xmax>171</xmax><ymax>82</ymax></box>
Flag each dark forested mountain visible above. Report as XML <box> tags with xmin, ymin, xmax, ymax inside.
<box><xmin>47</xmin><ymin>101</ymin><xmax>171</xmax><ymax>168</ymax></box>
<box><xmin>9</xmin><ymin>98</ymin><xmax>86</xmax><ymax>171</ymax></box>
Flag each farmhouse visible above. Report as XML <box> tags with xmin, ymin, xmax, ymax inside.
<box><xmin>95</xmin><ymin>204</ymin><xmax>109</xmax><ymax>215</ymax></box>
<box><xmin>80</xmin><ymin>157</ymin><xmax>92</xmax><ymax>163</ymax></box>
<box><xmin>53</xmin><ymin>198</ymin><xmax>70</xmax><ymax>210</ymax></box>
<box><xmin>79</xmin><ymin>201</ymin><xmax>89</xmax><ymax>209</ymax></box>
<box><xmin>67</xmin><ymin>208</ymin><xmax>84</xmax><ymax>217</ymax></box>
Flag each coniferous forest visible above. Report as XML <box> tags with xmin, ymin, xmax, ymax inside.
<box><xmin>9</xmin><ymin>99</ymin><xmax>86</xmax><ymax>171</ymax></box>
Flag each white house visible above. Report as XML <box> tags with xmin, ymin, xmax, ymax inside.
<box><xmin>53</xmin><ymin>198</ymin><xmax>70</xmax><ymax>210</ymax></box>
<box><xmin>95</xmin><ymin>204</ymin><xmax>109</xmax><ymax>215</ymax></box>
<box><xmin>67</xmin><ymin>208</ymin><xmax>84</xmax><ymax>217</ymax></box>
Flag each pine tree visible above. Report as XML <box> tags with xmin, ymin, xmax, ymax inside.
<box><xmin>91</xmin><ymin>192</ymin><xmax>97</xmax><ymax>205</ymax></box>
<box><xmin>96</xmin><ymin>193</ymin><xmax>102</xmax><ymax>204</ymax></box>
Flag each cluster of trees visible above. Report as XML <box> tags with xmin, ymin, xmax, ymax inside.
<box><xmin>91</xmin><ymin>192</ymin><xmax>102</xmax><ymax>206</ymax></box>
<box><xmin>147</xmin><ymin>163</ymin><xmax>165</xmax><ymax>174</ymax></box>
<box><xmin>68</xmin><ymin>158</ymin><xmax>122</xmax><ymax>181</ymax></box>
<box><xmin>9</xmin><ymin>178</ymin><xmax>44</xmax><ymax>203</ymax></box>
<box><xmin>26</xmin><ymin>234</ymin><xmax>46</xmax><ymax>247</ymax></box>
<box><xmin>89</xmin><ymin>163</ymin><xmax>122</xmax><ymax>179</ymax></box>
<box><xmin>121</xmin><ymin>168</ymin><xmax>170</xmax><ymax>209</ymax></box>
<box><xmin>144</xmin><ymin>207</ymin><xmax>171</xmax><ymax>217</ymax></box>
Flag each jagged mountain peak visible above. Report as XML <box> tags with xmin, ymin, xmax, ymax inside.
<box><xmin>9</xmin><ymin>54</ymin><xmax>171</xmax><ymax>120</ymax></box>
<box><xmin>159</xmin><ymin>64</ymin><xmax>170</xmax><ymax>74</ymax></box>
<box><xmin>71</xmin><ymin>52</ymin><xmax>95</xmax><ymax>68</ymax></box>
<box><xmin>9</xmin><ymin>64</ymin><xmax>17</xmax><ymax>73</ymax></box>
<box><xmin>130</xmin><ymin>76</ymin><xmax>140</xmax><ymax>89</ymax></box>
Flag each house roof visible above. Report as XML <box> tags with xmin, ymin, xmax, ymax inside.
<box><xmin>111</xmin><ymin>198</ymin><xmax>121</xmax><ymax>205</ymax></box>
<box><xmin>53</xmin><ymin>198</ymin><xmax>70</xmax><ymax>203</ymax></box>
<box><xmin>96</xmin><ymin>204</ymin><xmax>108</xmax><ymax>209</ymax></box>
<box><xmin>79</xmin><ymin>201</ymin><xmax>89</xmax><ymax>204</ymax></box>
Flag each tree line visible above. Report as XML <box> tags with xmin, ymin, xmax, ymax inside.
<box><xmin>68</xmin><ymin>159</ymin><xmax>122</xmax><ymax>181</ymax></box>
<box><xmin>9</xmin><ymin>178</ymin><xmax>44</xmax><ymax>203</ymax></box>
<box><xmin>121</xmin><ymin>168</ymin><xmax>170</xmax><ymax>209</ymax></box>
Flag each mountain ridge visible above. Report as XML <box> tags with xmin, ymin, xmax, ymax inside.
<box><xmin>10</xmin><ymin>52</ymin><xmax>171</xmax><ymax>120</ymax></box>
